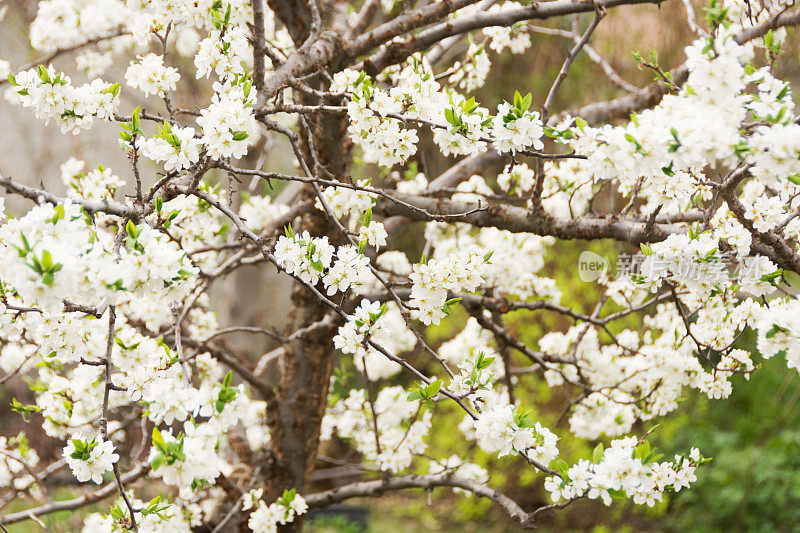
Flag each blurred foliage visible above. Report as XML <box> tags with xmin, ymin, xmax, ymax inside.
<box><xmin>657</xmin><ymin>353</ymin><xmax>800</xmax><ymax>532</ymax></box>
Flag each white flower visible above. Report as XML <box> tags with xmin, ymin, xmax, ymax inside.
<box><xmin>197</xmin><ymin>80</ymin><xmax>257</xmax><ymax>160</ymax></box>
<box><xmin>359</xmin><ymin>221</ymin><xmax>388</xmax><ymax>249</ymax></box>
<box><xmin>138</xmin><ymin>124</ymin><xmax>202</xmax><ymax>172</ymax></box>
<box><xmin>6</xmin><ymin>65</ymin><xmax>120</xmax><ymax>133</ymax></box>
<box><xmin>497</xmin><ymin>163</ymin><xmax>536</xmax><ymax>196</ymax></box>
<box><xmin>493</xmin><ymin>102</ymin><xmax>544</xmax><ymax>153</ymax></box>
<box><xmin>64</xmin><ymin>436</ymin><xmax>119</xmax><ymax>484</ymax></box>
<box><xmin>75</xmin><ymin>51</ymin><xmax>113</xmax><ymax>78</ymax></box>
<box><xmin>125</xmin><ymin>53</ymin><xmax>180</xmax><ymax>97</ymax></box>
<box><xmin>410</xmin><ymin>246</ymin><xmax>488</xmax><ymax>325</ymax></box>
<box><xmin>689</xmin><ymin>448</ymin><xmax>701</xmax><ymax>462</ymax></box>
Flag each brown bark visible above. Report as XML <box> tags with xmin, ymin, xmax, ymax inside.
<box><xmin>264</xmin><ymin>224</ymin><xmax>337</xmax><ymax>497</ymax></box>
<box><xmin>256</xmin><ymin>3</ymin><xmax>351</xmax><ymax>529</ymax></box>
<box><xmin>260</xmin><ymin>135</ymin><xmax>348</xmax><ymax>531</ymax></box>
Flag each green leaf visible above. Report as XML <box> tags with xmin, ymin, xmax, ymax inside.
<box><xmin>444</xmin><ymin>107</ymin><xmax>456</xmax><ymax>126</ymax></box>
<box><xmin>522</xmin><ymin>93</ymin><xmax>532</xmax><ymax>111</ymax></box>
<box><xmin>150</xmin><ymin>454</ymin><xmax>165</xmax><ymax>471</ymax></box>
<box><xmin>514</xmin><ymin>407</ymin><xmax>536</xmax><ymax>428</ymax></box>
<box><xmin>551</xmin><ymin>458</ymin><xmax>570</xmax><ymax>478</ymax></box>
<box><xmin>766</xmin><ymin>324</ymin><xmax>789</xmax><ymax>338</ymax></box>
<box><xmin>40</xmin><ymin>250</ymin><xmax>53</xmax><ymax>271</ymax></box>
<box><xmin>151</xmin><ymin>427</ymin><xmax>166</xmax><ymax>451</ymax></box>
<box><xmin>765</xmin><ymin>29</ymin><xmax>775</xmax><ymax>50</ymax></box>
<box><xmin>51</xmin><ymin>204</ymin><xmax>65</xmax><ymax>223</ymax></box>
<box><xmin>646</xmin><ymin>452</ymin><xmax>664</xmax><ymax>464</ymax></box>
<box><xmin>475</xmin><ymin>353</ymin><xmax>495</xmax><ymax>370</ymax></box>
<box><xmin>10</xmin><ymin>398</ymin><xmax>41</xmax><ymax>421</ymax></box>
<box><xmin>634</xmin><ymin>440</ymin><xmax>651</xmax><ymax>461</ymax></box>
<box><xmin>426</xmin><ymin>379</ymin><xmax>442</xmax><ymax>397</ymax></box>
<box><xmin>36</xmin><ymin>64</ymin><xmax>52</xmax><ymax>84</ymax></box>
<box><xmin>593</xmin><ymin>443</ymin><xmax>605</xmax><ymax>463</ymax></box>
<box><xmin>624</xmin><ymin>133</ymin><xmax>642</xmax><ymax>151</ymax></box>
<box><xmin>126</xmin><ymin>219</ymin><xmax>138</xmax><ymax>240</ymax></box>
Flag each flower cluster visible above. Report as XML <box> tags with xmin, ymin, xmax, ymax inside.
<box><xmin>333</xmin><ymin>300</ymin><xmax>416</xmax><ymax>378</ymax></box>
<box><xmin>239</xmin><ymin>193</ymin><xmax>290</xmax><ymax>231</ymax></box>
<box><xmin>60</xmin><ymin>159</ymin><xmax>125</xmax><ymax>201</ymax></box>
<box><xmin>474</xmin><ymin>405</ymin><xmax>559</xmax><ymax>463</ymax></box>
<box><xmin>148</xmin><ymin>424</ymin><xmax>225</xmax><ymax>489</ymax></box>
<box><xmin>138</xmin><ymin>121</ymin><xmax>203</xmax><ymax>172</ymax></box>
<box><xmin>273</xmin><ymin>229</ymin><xmax>335</xmax><ymax>285</ymax></box>
<box><xmin>322</xmin><ymin>386</ymin><xmax>433</xmax><ymax>472</ymax></box>
<box><xmin>545</xmin><ymin>439</ymin><xmax>704</xmax><ymax>507</ymax></box>
<box><xmin>6</xmin><ymin>65</ymin><xmax>119</xmax><ymax>133</ymax></box>
<box><xmin>492</xmin><ymin>91</ymin><xmax>545</xmax><ymax>153</ymax></box>
<box><xmin>197</xmin><ymin>79</ymin><xmax>257</xmax><ymax>159</ymax></box>
<box><xmin>757</xmin><ymin>297</ymin><xmax>800</xmax><ymax>370</ymax></box>
<box><xmin>274</xmin><ymin>226</ymin><xmax>380</xmax><ymax>295</ymax></box>
<box><xmin>433</xmin><ymin>95</ymin><xmax>490</xmax><ymax>156</ymax></box>
<box><xmin>336</xmin><ymin>70</ymin><xmax>421</xmax><ymax>167</ymax></box>
<box><xmin>315</xmin><ymin>181</ymin><xmax>376</xmax><ymax>223</ymax></box>
<box><xmin>497</xmin><ymin>162</ymin><xmax>536</xmax><ymax>196</ymax></box>
<box><xmin>483</xmin><ymin>3</ymin><xmax>532</xmax><ymax>54</ymax></box>
<box><xmin>0</xmin><ymin>436</ymin><xmax>40</xmax><ymax>492</ymax></box>
<box><xmin>409</xmin><ymin>246</ymin><xmax>490</xmax><ymax>325</ymax></box>
<box><xmin>125</xmin><ymin>53</ymin><xmax>180</xmax><ymax>97</ymax></box>
<box><xmin>3</xmin><ymin>0</ymin><xmax>800</xmax><ymax>526</ymax></box>
<box><xmin>195</xmin><ymin>25</ymin><xmax>253</xmax><ymax>80</ymax></box>
<box><xmin>0</xmin><ymin>203</ymin><xmax>197</xmax><ymax>312</ymax></box>
<box><xmin>64</xmin><ymin>436</ymin><xmax>119</xmax><ymax>484</ymax></box>
<box><xmin>428</xmin><ymin>455</ymin><xmax>489</xmax><ymax>495</ymax></box>
<box><xmin>82</xmin><ymin>495</ymin><xmax>190</xmax><ymax>532</ymax></box>
<box><xmin>448</xmin><ymin>42</ymin><xmax>491</xmax><ymax>92</ymax></box>
<box><xmin>29</xmin><ymin>0</ymin><xmax>130</xmax><ymax>53</ymax></box>
<box><xmin>247</xmin><ymin>489</ymin><xmax>308</xmax><ymax>533</ymax></box>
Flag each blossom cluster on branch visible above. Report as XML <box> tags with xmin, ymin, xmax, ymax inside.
<box><xmin>0</xmin><ymin>0</ymin><xmax>799</xmax><ymax>530</ymax></box>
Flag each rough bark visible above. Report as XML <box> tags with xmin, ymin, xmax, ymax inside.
<box><xmin>257</xmin><ymin>3</ymin><xmax>351</xmax><ymax>530</ymax></box>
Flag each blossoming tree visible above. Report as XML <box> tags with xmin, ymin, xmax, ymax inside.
<box><xmin>0</xmin><ymin>0</ymin><xmax>799</xmax><ymax>529</ymax></box>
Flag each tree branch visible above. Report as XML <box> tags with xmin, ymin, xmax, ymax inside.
<box><xmin>305</xmin><ymin>473</ymin><xmax>539</xmax><ymax>528</ymax></box>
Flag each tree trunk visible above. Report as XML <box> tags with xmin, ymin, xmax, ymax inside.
<box><xmin>259</xmin><ymin>2</ymin><xmax>351</xmax><ymax>529</ymax></box>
